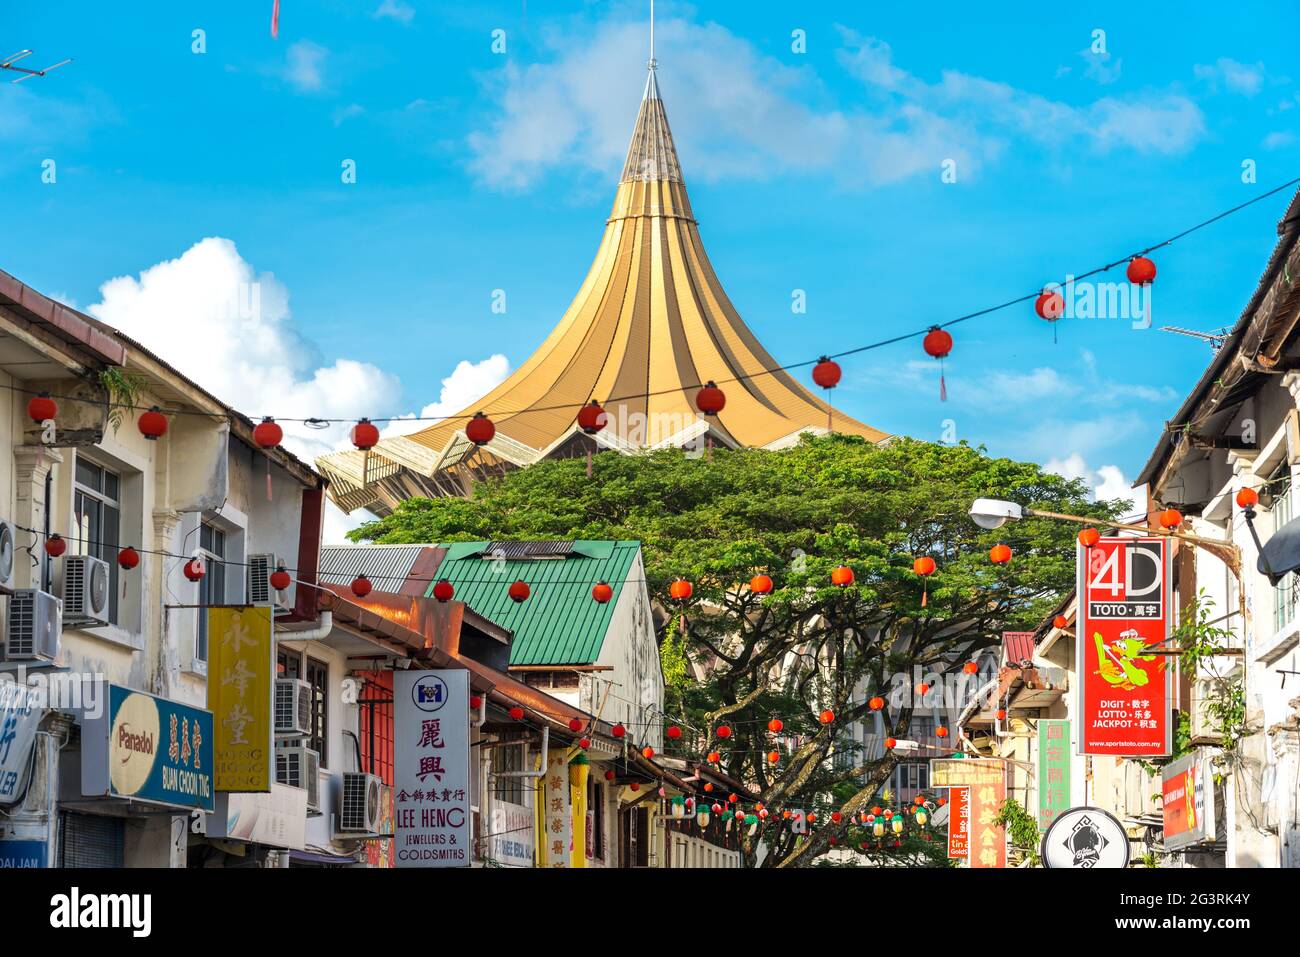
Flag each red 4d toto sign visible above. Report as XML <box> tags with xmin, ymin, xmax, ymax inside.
<box><xmin>1076</xmin><ymin>536</ymin><xmax>1171</xmax><ymax>756</ymax></box>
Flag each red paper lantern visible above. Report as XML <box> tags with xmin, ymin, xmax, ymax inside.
<box><xmin>1078</xmin><ymin>527</ymin><xmax>1101</xmax><ymax>548</ymax></box>
<box><xmin>938</xmin><ymin>797</ymin><xmax>947</xmax><ymax>806</ymax></box>
<box><xmin>924</xmin><ymin>326</ymin><xmax>954</xmax><ymax>396</ymax></box>
<box><xmin>806</xmin><ymin>812</ymin><xmax>818</xmax><ymax>824</ymax></box>
<box><xmin>1035</xmin><ymin>289</ymin><xmax>1065</xmax><ymax>321</ymax></box>
<box><xmin>605</xmin><ymin>770</ymin><xmax>616</xmax><ymax>781</ymax></box>
<box><xmin>831</xmin><ymin>565</ymin><xmax>855</xmax><ymax>587</ymax></box>
<box><xmin>465</xmin><ymin>411</ymin><xmax>495</xmax><ymax>446</ymax></box>
<box><xmin>44</xmin><ymin>534</ymin><xmax>67</xmax><ymax>558</ymax></box>
<box><xmin>916</xmin><ymin>682</ymin><xmax>929</xmax><ymax>695</ymax></box>
<box><xmin>667</xmin><ymin>725</ymin><xmax>682</xmax><ymax>740</ymax></box>
<box><xmin>183</xmin><ymin>558</ymin><xmax>205</xmax><ymax>582</ymax></box>
<box><xmin>935</xmin><ymin>726</ymin><xmax>949</xmax><ymax>738</ymax></box>
<box><xmin>716</xmin><ymin>725</ymin><xmax>732</xmax><ymax>739</ymax></box>
<box><xmin>767</xmin><ymin>718</ymin><xmax>783</xmax><ymax>734</ymax></box>
<box><xmin>470</xmin><ymin>695</ymin><xmax>482</xmax><ymax>709</ymax></box>
<box><xmin>27</xmin><ymin>392</ymin><xmax>57</xmax><ymax>423</ymax></box>
<box><xmin>568</xmin><ymin>718</ymin><xmax>584</xmax><ymax>732</ymax></box>
<box><xmin>831</xmin><ymin>811</ymin><xmax>843</xmax><ymax>824</ymax></box>
<box><xmin>868</xmin><ymin>696</ymin><xmax>885</xmax><ymax>711</ymax></box>
<box><xmin>996</xmin><ymin>708</ymin><xmax>1007</xmax><ymax>721</ymax></box>
<box><xmin>749</xmin><ymin>574</ymin><xmax>773</xmax><ymax>594</ymax></box>
<box><xmin>642</xmin><ymin>745</ymin><xmax>655</xmax><ymax>759</ymax></box>
<box><xmin>611</xmin><ymin>724</ymin><xmax>626</xmax><ymax>738</ymax></box>
<box><xmin>138</xmin><ymin>406</ymin><xmax>169</xmax><ymax>440</ymax></box>
<box><xmin>509</xmin><ymin>706</ymin><xmax>525</xmax><ymax>721</ymax></box>
<box><xmin>884</xmin><ymin>738</ymin><xmax>897</xmax><ymax>749</ymax></box>
<box><xmin>728</xmin><ymin>794</ymin><xmax>738</xmax><ymax>804</ymax></box>
<box><xmin>270</xmin><ymin>566</ymin><xmax>292</xmax><ymax>591</ymax></box>
<box><xmin>576</xmin><ymin>400</ymin><xmax>607</xmax><ymax>435</ymax></box>
<box><xmin>913</xmin><ymin>556</ymin><xmax>936</xmax><ymax>576</ymax></box>
<box><xmin>253</xmin><ymin>416</ymin><xmax>283</xmax><ymax>449</ymax></box>
<box><xmin>508</xmin><ymin>580</ymin><xmax>530</xmax><ymax>603</ymax></box>
<box><xmin>1126</xmin><ymin>256</ymin><xmax>1157</xmax><ymax>285</ymax></box>
<box><xmin>579</xmin><ymin>737</ymin><xmax>591</xmax><ymax>749</ymax></box>
<box><xmin>433</xmin><ymin>579</ymin><xmax>454</xmax><ymax>602</ymax></box>
<box><xmin>591</xmin><ymin>580</ymin><xmax>613</xmax><ymax>604</ymax></box>
<box><xmin>117</xmin><ymin>546</ymin><xmax>140</xmax><ymax>570</ymax></box>
<box><xmin>706</xmin><ymin>751</ymin><xmax>720</xmax><ymax>763</ymax></box>
<box><xmin>768</xmin><ymin>751</ymin><xmax>780</xmax><ymax>764</ymax></box>
<box><xmin>1236</xmin><ymin>487</ymin><xmax>1259</xmax><ymax>509</ymax></box>
<box><xmin>695</xmin><ymin>381</ymin><xmax>726</xmax><ymax>416</ymax></box>
<box><xmin>630</xmin><ymin>782</ymin><xmax>640</xmax><ymax>792</ymax></box>
<box><xmin>962</xmin><ymin>661</ymin><xmax>978</xmax><ymax>675</ymax></box>
<box><xmin>1159</xmin><ymin>507</ymin><xmax>1183</xmax><ymax>530</ymax></box>
<box><xmin>989</xmin><ymin>543</ymin><xmax>1012</xmax><ymax>565</ymax></box>
<box><xmin>669</xmin><ymin>579</ymin><xmax>693</xmax><ymax>601</ymax></box>
<box><xmin>351</xmin><ymin>574</ymin><xmax>372</xmax><ymax>598</ymax></box>
<box><xmin>812</xmin><ymin>357</ymin><xmax>842</xmax><ymax>390</ymax></box>
<box><xmin>914</xmin><ymin>795</ymin><xmax>926</xmax><ymax>806</ymax></box>
<box><xmin>350</xmin><ymin>418</ymin><xmax>380</xmax><ymax>451</ymax></box>
<box><xmin>819</xmin><ymin>709</ymin><xmax>835</xmax><ymax>725</ymax></box>
<box><xmin>1053</xmin><ymin>614</ymin><xmax>1069</xmax><ymax>630</ymax></box>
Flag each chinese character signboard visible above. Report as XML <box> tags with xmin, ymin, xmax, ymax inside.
<box><xmin>1162</xmin><ymin>752</ymin><xmax>1215</xmax><ymax>851</ymax></box>
<box><xmin>207</xmin><ymin>606</ymin><xmax>272</xmax><ymax>792</ymax></box>
<box><xmin>541</xmin><ymin>750</ymin><xmax>572</xmax><ymax>867</ymax></box>
<box><xmin>1037</xmin><ymin>719</ymin><xmax>1071</xmax><ymax>829</ymax></box>
<box><xmin>0</xmin><ymin>682</ymin><xmax>43</xmax><ymax>806</ymax></box>
<box><xmin>1076</xmin><ymin>537</ymin><xmax>1171</xmax><ymax>756</ymax></box>
<box><xmin>931</xmin><ymin>758</ymin><xmax>1005</xmax><ymax>868</ymax></box>
<box><xmin>946</xmin><ymin>786</ymin><xmax>969</xmax><ymax>859</ymax></box>
<box><xmin>394</xmin><ymin>670</ymin><xmax>470</xmax><ymax>867</ymax></box>
<box><xmin>82</xmin><ymin>685</ymin><xmax>214</xmax><ymax>812</ymax></box>
<box><xmin>1041</xmin><ymin>807</ymin><xmax>1130</xmax><ymax>868</ymax></box>
<box><xmin>491</xmin><ymin>801</ymin><xmax>535</xmax><ymax>868</ymax></box>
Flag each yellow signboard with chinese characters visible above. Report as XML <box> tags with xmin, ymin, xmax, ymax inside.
<box><xmin>207</xmin><ymin>606</ymin><xmax>273</xmax><ymax>792</ymax></box>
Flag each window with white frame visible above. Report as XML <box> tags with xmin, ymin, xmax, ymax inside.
<box><xmin>73</xmin><ymin>457</ymin><xmax>121</xmax><ymax>625</ymax></box>
<box><xmin>1272</xmin><ymin>464</ymin><xmax>1296</xmax><ymax>634</ymax></box>
<box><xmin>194</xmin><ymin>520</ymin><xmax>227</xmax><ymax>662</ymax></box>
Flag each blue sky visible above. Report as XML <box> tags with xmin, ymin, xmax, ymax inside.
<box><xmin>3</xmin><ymin>1</ymin><xmax>1299</xmax><ymax>526</ymax></box>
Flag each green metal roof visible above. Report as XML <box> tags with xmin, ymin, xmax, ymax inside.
<box><xmin>428</xmin><ymin>541</ymin><xmax>640</xmax><ymax>666</ymax></box>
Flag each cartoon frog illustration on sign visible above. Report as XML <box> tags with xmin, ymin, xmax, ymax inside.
<box><xmin>1093</xmin><ymin>628</ymin><xmax>1159</xmax><ymax>690</ymax></box>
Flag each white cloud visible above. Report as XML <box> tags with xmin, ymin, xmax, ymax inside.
<box><xmin>1264</xmin><ymin>130</ymin><xmax>1296</xmax><ymax>150</ymax></box>
<box><xmin>86</xmin><ymin>238</ymin><xmax>508</xmax><ymax>467</ymax></box>
<box><xmin>333</xmin><ymin>103</ymin><xmax>364</xmax><ymax>126</ymax></box>
<box><xmin>1045</xmin><ymin>453</ymin><xmax>1142</xmax><ymax>515</ymax></box>
<box><xmin>323</xmin><ymin>501</ymin><xmax>375</xmax><ymax>545</ymax></box>
<box><xmin>374</xmin><ymin>0</ymin><xmax>415</xmax><ymax>23</ymax></box>
<box><xmin>285</xmin><ymin>40</ymin><xmax>327</xmax><ymax>93</ymax></box>
<box><xmin>1079</xmin><ymin>48</ymin><xmax>1122</xmax><ymax>85</ymax></box>
<box><xmin>1194</xmin><ymin>58</ymin><xmax>1266</xmax><ymax>96</ymax></box>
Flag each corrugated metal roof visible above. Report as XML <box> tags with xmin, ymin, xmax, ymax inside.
<box><xmin>319</xmin><ymin>545</ymin><xmax>430</xmax><ymax>590</ymax></box>
<box><xmin>428</xmin><ymin>540</ymin><xmax>640</xmax><ymax>666</ymax></box>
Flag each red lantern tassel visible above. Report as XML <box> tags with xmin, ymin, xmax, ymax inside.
<box><xmin>921</xmin><ymin>583</ymin><xmax>928</xmax><ymax>607</ymax></box>
<box><xmin>939</xmin><ymin>361</ymin><xmax>947</xmax><ymax>403</ymax></box>
<box><xmin>271</xmin><ymin>0</ymin><xmax>280</xmax><ymax>38</ymax></box>
<box><xmin>586</xmin><ymin>449</ymin><xmax>593</xmax><ymax>478</ymax></box>
<box><xmin>266</xmin><ymin>457</ymin><xmax>273</xmax><ymax>502</ymax></box>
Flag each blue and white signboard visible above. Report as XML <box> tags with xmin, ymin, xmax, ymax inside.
<box><xmin>82</xmin><ymin>685</ymin><xmax>215</xmax><ymax>812</ymax></box>
<box><xmin>0</xmin><ymin>681</ymin><xmax>43</xmax><ymax>805</ymax></box>
<box><xmin>394</xmin><ymin>669</ymin><xmax>470</xmax><ymax>867</ymax></box>
<box><xmin>0</xmin><ymin>839</ymin><xmax>47</xmax><ymax>868</ymax></box>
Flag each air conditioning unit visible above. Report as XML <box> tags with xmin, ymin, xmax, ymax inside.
<box><xmin>3</xmin><ymin>589</ymin><xmax>62</xmax><ymax>662</ymax></box>
<box><xmin>62</xmin><ymin>554</ymin><xmax>111</xmax><ymax>627</ymax></box>
<box><xmin>275</xmin><ymin>744</ymin><xmax>320</xmax><ymax>813</ymax></box>
<box><xmin>0</xmin><ymin>519</ymin><xmax>15</xmax><ymax>592</ymax></box>
<box><xmin>247</xmin><ymin>553</ymin><xmax>291</xmax><ymax>614</ymax></box>
<box><xmin>275</xmin><ymin>678</ymin><xmax>312</xmax><ymax>737</ymax></box>
<box><xmin>339</xmin><ymin>772</ymin><xmax>384</xmax><ymax>834</ymax></box>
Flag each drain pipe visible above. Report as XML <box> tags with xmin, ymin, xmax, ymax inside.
<box><xmin>497</xmin><ymin>726</ymin><xmax>549</xmax><ymax>779</ymax></box>
<box><xmin>471</xmin><ymin>694</ymin><xmax>487</xmax><ymax>728</ymax></box>
<box><xmin>277</xmin><ymin>610</ymin><xmax>332</xmax><ymax>641</ymax></box>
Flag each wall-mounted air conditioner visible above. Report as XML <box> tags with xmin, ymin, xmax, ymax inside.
<box><xmin>338</xmin><ymin>772</ymin><xmax>384</xmax><ymax>834</ymax></box>
<box><xmin>275</xmin><ymin>677</ymin><xmax>312</xmax><ymax>737</ymax></box>
<box><xmin>62</xmin><ymin>554</ymin><xmax>111</xmax><ymax>627</ymax></box>
<box><xmin>0</xmin><ymin>519</ymin><xmax>15</xmax><ymax>593</ymax></box>
<box><xmin>275</xmin><ymin>744</ymin><xmax>321</xmax><ymax>813</ymax></box>
<box><xmin>3</xmin><ymin>589</ymin><xmax>62</xmax><ymax>662</ymax></box>
<box><xmin>247</xmin><ymin>553</ymin><xmax>292</xmax><ymax>615</ymax></box>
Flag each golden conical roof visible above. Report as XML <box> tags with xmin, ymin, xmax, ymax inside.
<box><xmin>319</xmin><ymin>67</ymin><xmax>887</xmax><ymax>515</ymax></box>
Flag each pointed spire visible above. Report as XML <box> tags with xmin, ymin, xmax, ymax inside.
<box><xmin>620</xmin><ymin>59</ymin><xmax>682</xmax><ymax>183</ymax></box>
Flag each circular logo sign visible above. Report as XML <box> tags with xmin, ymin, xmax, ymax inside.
<box><xmin>411</xmin><ymin>673</ymin><xmax>450</xmax><ymax>713</ymax></box>
<box><xmin>109</xmin><ymin>692</ymin><xmax>161</xmax><ymax>797</ymax></box>
<box><xmin>1041</xmin><ymin>806</ymin><xmax>1130</xmax><ymax>869</ymax></box>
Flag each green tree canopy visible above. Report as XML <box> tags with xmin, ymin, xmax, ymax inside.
<box><xmin>352</xmin><ymin>434</ymin><xmax>1121</xmax><ymax>866</ymax></box>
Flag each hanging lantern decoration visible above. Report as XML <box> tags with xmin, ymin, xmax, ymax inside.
<box><xmin>351</xmin><ymin>574</ymin><xmax>372</xmax><ymax>598</ymax></box>
<box><xmin>996</xmin><ymin>708</ymin><xmax>1007</xmax><ymax>721</ymax></box>
<box><xmin>728</xmin><ymin>794</ymin><xmax>739</xmax><ymax>804</ymax></box>
<box><xmin>697</xmin><ymin>803</ymin><xmax>712</xmax><ymax>827</ymax></box>
<box><xmin>912</xmin><ymin>555</ymin><xmax>936</xmax><ymax>607</ymax></box>
<box><xmin>767</xmin><ymin>717</ymin><xmax>783</xmax><ymax>734</ymax></box>
<box><xmin>916</xmin><ymin>682</ymin><xmax>929</xmax><ymax>696</ymax></box>
<box><xmin>750</xmin><ymin>574</ymin><xmax>773</xmax><ymax>595</ymax></box>
<box><xmin>937</xmin><ymin>797</ymin><xmax>947</xmax><ymax>806</ymax></box>
<box><xmin>470</xmin><ymin>695</ymin><xmax>483</xmax><ymax>710</ymax></box>
<box><xmin>1035</xmin><ymin>288</ymin><xmax>1065</xmax><ymax>343</ymax></box>
<box><xmin>873</xmin><ymin>820</ymin><xmax>885</xmax><ymax>838</ymax></box>
<box><xmin>1126</xmin><ymin>255</ymin><xmax>1157</xmax><ymax>285</ymax></box>
<box><xmin>922</xmin><ymin>327</ymin><xmax>953</xmax><ymax>401</ymax></box>
<box><xmin>914</xmin><ymin>794</ymin><xmax>926</xmax><ymax>806</ymax></box>
<box><xmin>611</xmin><ymin>724</ymin><xmax>626</xmax><ymax>738</ymax></box>
<box><xmin>44</xmin><ymin>533</ymin><xmax>67</xmax><ymax>558</ymax></box>
<box><xmin>670</xmin><ymin>795</ymin><xmax>687</xmax><ymax>819</ymax></box>
<box><xmin>568</xmin><ymin>718</ymin><xmax>584</xmax><ymax>733</ymax></box>
<box><xmin>432</xmin><ymin>579</ymin><xmax>454</xmax><ymax>602</ymax></box>
<box><xmin>869</xmin><ymin>696</ymin><xmax>885</xmax><ymax>711</ymax></box>
<box><xmin>669</xmin><ymin>578</ymin><xmax>693</xmax><ymax>602</ymax></box>
<box><xmin>818</xmin><ymin>709</ymin><xmax>835</xmax><ymax>725</ymax></box>
<box><xmin>591</xmin><ymin>580</ymin><xmax>613</xmax><ymax>604</ymax></box>
<box><xmin>916</xmin><ymin>808</ymin><xmax>929</xmax><ymax>827</ymax></box>
<box><xmin>831</xmin><ymin>565</ymin><xmax>855</xmax><ymax>587</ymax></box>
<box><xmin>806</xmin><ymin>812</ymin><xmax>817</xmax><ymax>824</ymax></box>
<box><xmin>1078</xmin><ymin>527</ymin><xmax>1100</xmax><ymax>548</ymax></box>
<box><xmin>695</xmin><ymin>381</ymin><xmax>726</xmax><ymax>416</ymax></box>
<box><xmin>892</xmin><ymin>816</ymin><xmax>904</xmax><ymax>835</ymax></box>
<box><xmin>811</xmin><ymin>357</ymin><xmax>842</xmax><ymax>390</ymax></box>
<box><xmin>350</xmin><ymin>418</ymin><xmax>380</xmax><ymax>451</ymax></box>
<box><xmin>962</xmin><ymin>660</ymin><xmax>978</xmax><ymax>675</ymax></box>
<box><xmin>508</xmin><ymin>579</ymin><xmax>530</xmax><ymax>603</ymax></box>
<box><xmin>935</xmin><ymin>726</ymin><xmax>949</xmax><ymax>738</ymax></box>
<box><xmin>579</xmin><ymin>737</ymin><xmax>591</xmax><ymax>749</ymax></box>
<box><xmin>1053</xmin><ymin>614</ymin><xmax>1069</xmax><ymax>630</ymax></box>
<box><xmin>183</xmin><ymin>558</ymin><xmax>206</xmax><ymax>582</ymax></box>
<box><xmin>666</xmin><ymin>725</ymin><xmax>682</xmax><ymax>741</ymax></box>
<box><xmin>138</xmin><ymin>406</ymin><xmax>169</xmax><ymax>441</ymax></box>
<box><xmin>1159</xmin><ymin>507</ymin><xmax>1183</xmax><ymax>530</ymax></box>
<box><xmin>831</xmin><ymin>811</ymin><xmax>843</xmax><ymax>824</ymax></box>
<box><xmin>465</xmin><ymin>412</ymin><xmax>495</xmax><ymax>446</ymax></box>
<box><xmin>1236</xmin><ymin>487</ymin><xmax>1259</xmax><ymax>509</ymax></box>
<box><xmin>27</xmin><ymin>392</ymin><xmax>57</xmax><ymax>424</ymax></box>
<box><xmin>576</xmin><ymin>400</ymin><xmax>607</xmax><ymax>435</ymax></box>
<box><xmin>884</xmin><ymin>737</ymin><xmax>897</xmax><ymax>749</ymax></box>
<box><xmin>117</xmin><ymin>546</ymin><xmax>140</xmax><ymax>570</ymax></box>
<box><xmin>642</xmin><ymin>745</ymin><xmax>654</xmax><ymax>759</ymax></box>
<box><xmin>716</xmin><ymin>724</ymin><xmax>732</xmax><ymax>740</ymax></box>
<box><xmin>253</xmin><ymin>416</ymin><xmax>283</xmax><ymax>448</ymax></box>
<box><xmin>706</xmin><ymin>751</ymin><xmax>720</xmax><ymax>764</ymax></box>
<box><xmin>508</xmin><ymin>706</ymin><xmax>526</xmax><ymax>721</ymax></box>
<box><xmin>767</xmin><ymin>751</ymin><xmax>780</xmax><ymax>765</ymax></box>
<box><xmin>989</xmin><ymin>543</ymin><xmax>1012</xmax><ymax>565</ymax></box>
<box><xmin>270</xmin><ymin>564</ymin><xmax>292</xmax><ymax>591</ymax></box>
<box><xmin>605</xmin><ymin>770</ymin><xmax>616</xmax><ymax>782</ymax></box>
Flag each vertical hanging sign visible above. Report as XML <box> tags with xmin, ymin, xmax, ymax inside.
<box><xmin>1037</xmin><ymin>719</ymin><xmax>1072</xmax><ymax>829</ymax></box>
<box><xmin>394</xmin><ymin>669</ymin><xmax>471</xmax><ymax>867</ymax></box>
<box><xmin>208</xmin><ymin>606</ymin><xmax>273</xmax><ymax>792</ymax></box>
<box><xmin>1076</xmin><ymin>537</ymin><xmax>1171</xmax><ymax>756</ymax></box>
<box><xmin>946</xmin><ymin>786</ymin><xmax>969</xmax><ymax>860</ymax></box>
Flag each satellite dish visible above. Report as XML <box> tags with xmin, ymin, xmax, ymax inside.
<box><xmin>1256</xmin><ymin>514</ymin><xmax>1300</xmax><ymax>585</ymax></box>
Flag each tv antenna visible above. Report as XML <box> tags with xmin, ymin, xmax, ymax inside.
<box><xmin>1</xmin><ymin>50</ymin><xmax>72</xmax><ymax>83</ymax></box>
<box><xmin>1158</xmin><ymin>326</ymin><xmax>1230</xmax><ymax>352</ymax></box>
